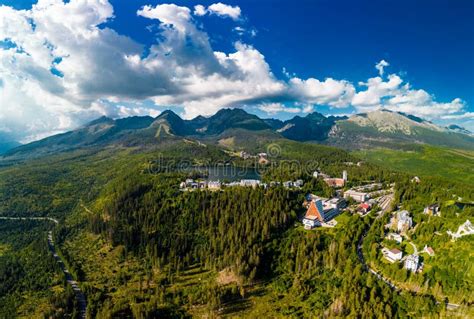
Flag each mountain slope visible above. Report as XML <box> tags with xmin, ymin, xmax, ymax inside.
<box><xmin>3</xmin><ymin>108</ymin><xmax>474</xmax><ymax>160</ymax></box>
<box><xmin>0</xmin><ymin>132</ymin><xmax>20</xmax><ymax>155</ymax></box>
<box><xmin>196</xmin><ymin>108</ymin><xmax>272</xmax><ymax>135</ymax></box>
<box><xmin>328</xmin><ymin>109</ymin><xmax>474</xmax><ymax>150</ymax></box>
<box><xmin>277</xmin><ymin>112</ymin><xmax>346</xmax><ymax>142</ymax></box>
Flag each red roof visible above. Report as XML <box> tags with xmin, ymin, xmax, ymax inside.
<box><xmin>305</xmin><ymin>201</ymin><xmax>324</xmax><ymax>222</ymax></box>
<box><xmin>359</xmin><ymin>203</ymin><xmax>371</xmax><ymax>209</ymax></box>
<box><xmin>389</xmin><ymin>248</ymin><xmax>401</xmax><ymax>254</ymax></box>
<box><xmin>324</xmin><ymin>178</ymin><xmax>345</xmax><ymax>187</ymax></box>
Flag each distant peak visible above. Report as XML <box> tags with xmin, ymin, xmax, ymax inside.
<box><xmin>447</xmin><ymin>124</ymin><xmax>472</xmax><ymax>135</ymax></box>
<box><xmin>157</xmin><ymin>110</ymin><xmax>180</xmax><ymax>118</ymax></box>
<box><xmin>85</xmin><ymin>116</ymin><xmax>114</xmax><ymax>127</ymax></box>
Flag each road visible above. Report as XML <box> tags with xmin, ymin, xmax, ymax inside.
<box><xmin>0</xmin><ymin>216</ymin><xmax>87</xmax><ymax>318</ymax></box>
<box><xmin>409</xmin><ymin>242</ymin><xmax>418</xmax><ymax>255</ymax></box>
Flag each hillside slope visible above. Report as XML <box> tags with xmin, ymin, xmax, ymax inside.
<box><xmin>328</xmin><ymin>110</ymin><xmax>474</xmax><ymax>150</ymax></box>
<box><xmin>0</xmin><ymin>132</ymin><xmax>20</xmax><ymax>155</ymax></box>
<box><xmin>3</xmin><ymin>108</ymin><xmax>473</xmax><ymax>161</ymax></box>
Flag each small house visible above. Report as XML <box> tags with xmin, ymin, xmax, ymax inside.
<box><xmin>384</xmin><ymin>248</ymin><xmax>402</xmax><ymax>263</ymax></box>
<box><xmin>423</xmin><ymin>245</ymin><xmax>435</xmax><ymax>256</ymax></box>
<box><xmin>358</xmin><ymin>202</ymin><xmax>372</xmax><ymax>214</ymax></box>
<box><xmin>387</xmin><ymin>232</ymin><xmax>403</xmax><ymax>244</ymax></box>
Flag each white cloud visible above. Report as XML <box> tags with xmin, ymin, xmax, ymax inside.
<box><xmin>351</xmin><ymin>72</ymin><xmax>466</xmax><ymax>120</ymax></box>
<box><xmin>138</xmin><ymin>4</ymin><xmax>192</xmax><ymax>34</ymax></box>
<box><xmin>302</xmin><ymin>105</ymin><xmax>314</xmax><ymax>113</ymax></box>
<box><xmin>375</xmin><ymin>59</ymin><xmax>389</xmax><ymax>76</ymax></box>
<box><xmin>0</xmin><ymin>1</ymin><xmax>471</xmax><ymax>141</ymax></box>
<box><xmin>441</xmin><ymin>112</ymin><xmax>474</xmax><ymax>120</ymax></box>
<box><xmin>208</xmin><ymin>2</ymin><xmax>241</xmax><ymax>20</ymax></box>
<box><xmin>259</xmin><ymin>103</ymin><xmax>300</xmax><ymax>115</ymax></box>
<box><xmin>193</xmin><ymin>4</ymin><xmax>207</xmax><ymax>16</ymax></box>
<box><xmin>289</xmin><ymin>77</ymin><xmax>355</xmax><ymax>108</ymax></box>
<box><xmin>352</xmin><ymin>74</ymin><xmax>403</xmax><ymax>109</ymax></box>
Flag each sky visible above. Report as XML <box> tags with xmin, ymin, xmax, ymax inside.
<box><xmin>0</xmin><ymin>0</ymin><xmax>473</xmax><ymax>142</ymax></box>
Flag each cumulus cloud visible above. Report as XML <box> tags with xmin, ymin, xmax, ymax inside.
<box><xmin>289</xmin><ymin>77</ymin><xmax>355</xmax><ymax>108</ymax></box>
<box><xmin>208</xmin><ymin>3</ymin><xmax>241</xmax><ymax>20</ymax></box>
<box><xmin>351</xmin><ymin>72</ymin><xmax>465</xmax><ymax>120</ymax></box>
<box><xmin>138</xmin><ymin>4</ymin><xmax>192</xmax><ymax>34</ymax></box>
<box><xmin>375</xmin><ymin>59</ymin><xmax>389</xmax><ymax>76</ymax></box>
<box><xmin>441</xmin><ymin>112</ymin><xmax>474</xmax><ymax>120</ymax></box>
<box><xmin>193</xmin><ymin>4</ymin><xmax>207</xmax><ymax>16</ymax></box>
<box><xmin>0</xmin><ymin>1</ymin><xmax>471</xmax><ymax>141</ymax></box>
<box><xmin>259</xmin><ymin>103</ymin><xmax>300</xmax><ymax>115</ymax></box>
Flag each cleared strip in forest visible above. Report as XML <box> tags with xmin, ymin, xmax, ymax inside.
<box><xmin>0</xmin><ymin>216</ymin><xmax>87</xmax><ymax>318</ymax></box>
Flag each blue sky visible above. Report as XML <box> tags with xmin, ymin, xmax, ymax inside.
<box><xmin>0</xmin><ymin>0</ymin><xmax>473</xmax><ymax>141</ymax></box>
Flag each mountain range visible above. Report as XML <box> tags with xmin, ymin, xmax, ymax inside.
<box><xmin>2</xmin><ymin>108</ymin><xmax>473</xmax><ymax>159</ymax></box>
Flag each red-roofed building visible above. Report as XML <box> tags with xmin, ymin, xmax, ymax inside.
<box><xmin>324</xmin><ymin>178</ymin><xmax>345</xmax><ymax>188</ymax></box>
<box><xmin>358</xmin><ymin>202</ymin><xmax>372</xmax><ymax>214</ymax></box>
<box><xmin>423</xmin><ymin>245</ymin><xmax>435</xmax><ymax>256</ymax></box>
<box><xmin>303</xmin><ymin>200</ymin><xmax>325</xmax><ymax>229</ymax></box>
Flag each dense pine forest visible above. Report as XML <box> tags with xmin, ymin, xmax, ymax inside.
<box><xmin>0</xmin><ymin>140</ymin><xmax>473</xmax><ymax>317</ymax></box>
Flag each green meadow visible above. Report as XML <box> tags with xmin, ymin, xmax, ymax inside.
<box><xmin>354</xmin><ymin>145</ymin><xmax>474</xmax><ymax>185</ymax></box>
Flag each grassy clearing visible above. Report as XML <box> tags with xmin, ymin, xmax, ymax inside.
<box><xmin>354</xmin><ymin>145</ymin><xmax>474</xmax><ymax>185</ymax></box>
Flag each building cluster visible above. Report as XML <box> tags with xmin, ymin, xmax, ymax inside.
<box><xmin>302</xmin><ymin>194</ymin><xmax>346</xmax><ymax>229</ymax></box>
<box><xmin>381</xmin><ymin>247</ymin><xmax>422</xmax><ymax>272</ymax></box>
<box><xmin>180</xmin><ymin>178</ymin><xmax>261</xmax><ymax>190</ymax></box>
<box><xmin>180</xmin><ymin>178</ymin><xmax>304</xmax><ymax>191</ymax></box>
<box><xmin>239</xmin><ymin>151</ymin><xmax>269</xmax><ymax>164</ymax></box>
<box><xmin>282</xmin><ymin>180</ymin><xmax>304</xmax><ymax>189</ymax></box>
<box><xmin>313</xmin><ymin>170</ymin><xmax>347</xmax><ymax>188</ymax></box>
<box><xmin>386</xmin><ymin>210</ymin><xmax>413</xmax><ymax>233</ymax></box>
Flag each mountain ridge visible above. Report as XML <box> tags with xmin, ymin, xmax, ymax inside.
<box><xmin>3</xmin><ymin>108</ymin><xmax>473</xmax><ymax>160</ymax></box>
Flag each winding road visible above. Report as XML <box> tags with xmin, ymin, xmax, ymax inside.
<box><xmin>356</xmin><ymin>218</ymin><xmax>461</xmax><ymax>311</ymax></box>
<box><xmin>0</xmin><ymin>216</ymin><xmax>87</xmax><ymax>318</ymax></box>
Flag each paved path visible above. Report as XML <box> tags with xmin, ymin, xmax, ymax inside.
<box><xmin>0</xmin><ymin>216</ymin><xmax>87</xmax><ymax>318</ymax></box>
<box><xmin>409</xmin><ymin>242</ymin><xmax>418</xmax><ymax>255</ymax></box>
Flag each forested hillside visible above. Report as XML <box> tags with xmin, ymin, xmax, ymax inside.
<box><xmin>0</xmin><ymin>138</ymin><xmax>472</xmax><ymax>317</ymax></box>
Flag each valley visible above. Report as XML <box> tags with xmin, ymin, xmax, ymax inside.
<box><xmin>0</xmin><ymin>126</ymin><xmax>473</xmax><ymax>318</ymax></box>
<box><xmin>0</xmin><ymin>109</ymin><xmax>473</xmax><ymax>318</ymax></box>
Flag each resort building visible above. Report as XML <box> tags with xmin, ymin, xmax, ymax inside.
<box><xmin>240</xmin><ymin>179</ymin><xmax>260</xmax><ymax>188</ymax></box>
<box><xmin>404</xmin><ymin>254</ymin><xmax>420</xmax><ymax>272</ymax></box>
<box><xmin>303</xmin><ymin>200</ymin><xmax>325</xmax><ymax>229</ymax></box>
<box><xmin>324</xmin><ymin>178</ymin><xmax>345</xmax><ymax>188</ymax></box>
<box><xmin>302</xmin><ymin>196</ymin><xmax>344</xmax><ymax>229</ymax></box>
<box><xmin>344</xmin><ymin>190</ymin><xmax>368</xmax><ymax>202</ymax></box>
<box><xmin>386</xmin><ymin>233</ymin><xmax>403</xmax><ymax>244</ymax></box>
<box><xmin>396</xmin><ymin>210</ymin><xmax>413</xmax><ymax>232</ymax></box>
<box><xmin>207</xmin><ymin>181</ymin><xmax>221</xmax><ymax>190</ymax></box>
<box><xmin>383</xmin><ymin>248</ymin><xmax>403</xmax><ymax>263</ymax></box>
